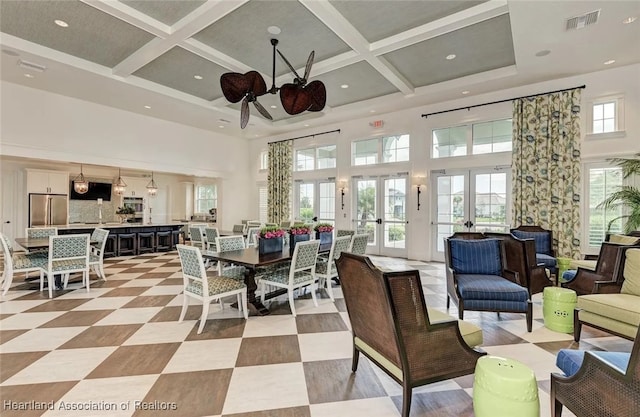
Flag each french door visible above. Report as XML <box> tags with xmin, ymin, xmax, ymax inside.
<box><xmin>353</xmin><ymin>176</ymin><xmax>408</xmax><ymax>257</ymax></box>
<box><xmin>295</xmin><ymin>180</ymin><xmax>335</xmax><ymax>224</ymax></box>
<box><xmin>431</xmin><ymin>168</ymin><xmax>510</xmax><ymax>261</ymax></box>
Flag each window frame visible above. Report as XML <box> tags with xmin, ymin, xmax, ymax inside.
<box><xmin>293</xmin><ymin>144</ymin><xmax>336</xmax><ymax>172</ymax></box>
<box><xmin>585</xmin><ymin>95</ymin><xmax>626</xmax><ymax>140</ymax></box>
<box><xmin>193</xmin><ymin>183</ymin><xmax>217</xmax><ymax>215</ymax></box>
<box><xmin>351</xmin><ymin>134</ymin><xmax>410</xmax><ymax>166</ymax></box>
<box><xmin>431</xmin><ymin>118</ymin><xmax>512</xmax><ymax>159</ymax></box>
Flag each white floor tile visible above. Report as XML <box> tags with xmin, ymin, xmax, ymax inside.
<box><xmin>119</xmin><ymin>279</ymin><xmax>164</xmax><ymax>288</ymax></box>
<box><xmin>72</xmin><ymin>297</ymin><xmax>137</xmax><ymax>311</ymax></box>
<box><xmin>0</xmin><ymin>326</ymin><xmax>88</xmax><ymax>353</ymax></box>
<box><xmin>0</xmin><ymin>299</ymin><xmax>50</xmax><ymax>314</ymax></box>
<box><xmin>298</xmin><ymin>331</ymin><xmax>352</xmax><ymax>362</ymax></box>
<box><xmin>141</xmin><ymin>285</ymin><xmax>183</xmax><ymax>296</ymax></box>
<box><xmin>163</xmin><ymin>339</ymin><xmax>242</xmax><ymax>373</ymax></box>
<box><xmin>96</xmin><ymin>307</ymin><xmax>163</xmax><ymax>325</ymax></box>
<box><xmin>56</xmin><ymin>287</ymin><xmax>114</xmax><ymax>299</ymax></box>
<box><xmin>310</xmin><ymin>397</ymin><xmax>400</xmax><ymax>417</ymax></box>
<box><xmin>242</xmin><ymin>315</ymin><xmax>298</xmax><ymax>337</ymax></box>
<box><xmin>0</xmin><ymin>311</ymin><xmax>65</xmax><ymax>330</ymax></box>
<box><xmin>122</xmin><ymin>321</ymin><xmax>194</xmax><ymax>345</ymax></box>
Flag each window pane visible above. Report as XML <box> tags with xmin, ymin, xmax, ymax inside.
<box><xmin>593</xmin><ymin>104</ymin><xmax>603</xmax><ymax>120</ymax></box>
<box><xmin>296</xmin><ymin>149</ymin><xmax>315</xmax><ymax>171</ymax></box>
<box><xmin>318</xmin><ymin>182</ymin><xmax>335</xmax><ymax>222</ymax></box>
<box><xmin>603</xmin><ymin>102</ymin><xmax>615</xmax><ymax>118</ymax></box>
<box><xmin>603</xmin><ymin>118</ymin><xmax>615</xmax><ymax>133</ymax></box>
<box><xmin>588</xmin><ymin>167</ymin><xmax>623</xmax><ymax>246</ymax></box>
<box><xmin>472</xmin><ymin>119</ymin><xmax>512</xmax><ymax>154</ymax></box>
<box><xmin>383</xmin><ymin>135</ymin><xmax>410</xmax><ymax>163</ymax></box>
<box><xmin>433</xmin><ymin>126</ymin><xmax>467</xmax><ymax>158</ymax></box>
<box><xmin>298</xmin><ymin>183</ymin><xmax>314</xmax><ymax>221</ymax></box>
<box><xmin>353</xmin><ymin>139</ymin><xmax>378</xmax><ymax>165</ymax></box>
<box><xmin>593</xmin><ymin>120</ymin><xmax>603</xmax><ymax>134</ymax></box>
<box><xmin>317</xmin><ymin>145</ymin><xmax>336</xmax><ymax>169</ymax></box>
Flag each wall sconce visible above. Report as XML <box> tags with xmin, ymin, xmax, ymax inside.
<box><xmin>413</xmin><ymin>176</ymin><xmax>426</xmax><ymax>211</ymax></box>
<box><xmin>338</xmin><ymin>180</ymin><xmax>348</xmax><ymax>210</ymax></box>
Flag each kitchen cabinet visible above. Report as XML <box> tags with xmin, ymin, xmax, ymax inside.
<box><xmin>27</xmin><ymin>169</ymin><xmax>69</xmax><ymax>194</ymax></box>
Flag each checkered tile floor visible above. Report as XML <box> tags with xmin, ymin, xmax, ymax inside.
<box><xmin>0</xmin><ymin>252</ymin><xmax>632</xmax><ymax>417</ymax></box>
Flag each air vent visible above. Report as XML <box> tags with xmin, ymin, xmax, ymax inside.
<box><xmin>17</xmin><ymin>59</ymin><xmax>47</xmax><ymax>72</ymax></box>
<box><xmin>566</xmin><ymin>10</ymin><xmax>600</xmax><ymax>30</ymax></box>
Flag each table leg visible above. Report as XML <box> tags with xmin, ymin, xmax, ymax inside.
<box><xmin>245</xmin><ymin>268</ymin><xmax>270</xmax><ymax>316</ymax></box>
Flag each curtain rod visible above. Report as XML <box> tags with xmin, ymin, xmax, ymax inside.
<box><xmin>268</xmin><ymin>129</ymin><xmax>341</xmax><ymax>144</ymax></box>
<box><xmin>421</xmin><ymin>85</ymin><xmax>586</xmax><ymax>118</ymax></box>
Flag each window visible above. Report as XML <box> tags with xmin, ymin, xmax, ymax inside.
<box><xmin>194</xmin><ymin>184</ymin><xmax>217</xmax><ymax>214</ymax></box>
<box><xmin>587</xmin><ymin>95</ymin><xmax>625</xmax><ymax>137</ymax></box>
<box><xmin>586</xmin><ymin>165</ymin><xmax>623</xmax><ymax>249</ymax></box>
<box><xmin>259</xmin><ymin>185</ymin><xmax>268</xmax><ymax>223</ymax></box>
<box><xmin>432</xmin><ymin>119</ymin><xmax>512</xmax><ymax>158</ymax></box>
<box><xmin>294</xmin><ymin>145</ymin><xmax>336</xmax><ymax>171</ymax></box>
<box><xmin>259</xmin><ymin>151</ymin><xmax>268</xmax><ymax>170</ymax></box>
<box><xmin>472</xmin><ymin>119</ymin><xmax>512</xmax><ymax>154</ymax></box>
<box><xmin>353</xmin><ymin>135</ymin><xmax>410</xmax><ymax>166</ymax></box>
<box><xmin>294</xmin><ymin>181</ymin><xmax>335</xmax><ymax>224</ymax></box>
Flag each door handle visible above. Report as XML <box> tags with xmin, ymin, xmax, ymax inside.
<box><xmin>376</xmin><ymin>218</ymin><xmax>382</xmax><ymax>224</ymax></box>
<box><xmin>463</xmin><ymin>220</ymin><xmax>474</xmax><ymax>228</ymax></box>
<box><xmin>4</xmin><ymin>221</ymin><xmax>10</xmax><ymax>224</ymax></box>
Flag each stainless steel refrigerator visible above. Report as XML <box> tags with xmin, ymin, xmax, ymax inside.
<box><xmin>29</xmin><ymin>194</ymin><xmax>68</xmax><ymax>227</ymax></box>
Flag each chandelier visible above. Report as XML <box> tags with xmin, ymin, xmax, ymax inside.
<box><xmin>220</xmin><ymin>39</ymin><xmax>326</xmax><ymax>129</ymax></box>
<box><xmin>73</xmin><ymin>164</ymin><xmax>88</xmax><ymax>194</ymax></box>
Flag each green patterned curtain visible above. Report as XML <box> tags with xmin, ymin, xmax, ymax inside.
<box><xmin>267</xmin><ymin>140</ymin><xmax>293</xmax><ymax>224</ymax></box>
<box><xmin>512</xmin><ymin>89</ymin><xmax>582</xmax><ymax>258</ymax></box>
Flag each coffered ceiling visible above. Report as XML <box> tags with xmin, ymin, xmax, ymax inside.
<box><xmin>1</xmin><ymin>1</ymin><xmax>639</xmax><ymax>138</ymax></box>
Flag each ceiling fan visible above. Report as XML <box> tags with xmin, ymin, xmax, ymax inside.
<box><xmin>220</xmin><ymin>39</ymin><xmax>327</xmax><ymax>129</ymax></box>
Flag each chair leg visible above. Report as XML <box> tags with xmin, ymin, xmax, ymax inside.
<box><xmin>326</xmin><ymin>276</ymin><xmax>335</xmax><ymax>301</ymax></box>
<box><xmin>198</xmin><ymin>301</ymin><xmax>210</xmax><ymax>334</ymax></box>
<box><xmin>2</xmin><ymin>271</ymin><xmax>13</xmax><ymax>295</ymax></box>
<box><xmin>310</xmin><ymin>282</ymin><xmax>318</xmax><ymax>307</ymax></box>
<box><xmin>288</xmin><ymin>289</ymin><xmax>297</xmax><ymax>317</ymax></box>
<box><xmin>260</xmin><ymin>282</ymin><xmax>266</xmax><ymax>303</ymax></box>
<box><xmin>402</xmin><ymin>382</ymin><xmax>412</xmax><ymax>417</ymax></box>
<box><xmin>99</xmin><ymin>263</ymin><xmax>106</xmax><ymax>281</ymax></box>
<box><xmin>85</xmin><ymin>271</ymin><xmax>90</xmax><ymax>293</ymax></box>
<box><xmin>446</xmin><ymin>295</ymin><xmax>450</xmax><ymax>309</ymax></box>
<box><xmin>352</xmin><ymin>345</ymin><xmax>360</xmax><ymax>372</ymax></box>
<box><xmin>47</xmin><ymin>274</ymin><xmax>53</xmax><ymax>298</ymax></box>
<box><xmin>179</xmin><ymin>294</ymin><xmax>189</xmax><ymax>322</ymax></box>
<box><xmin>40</xmin><ymin>273</ymin><xmax>45</xmax><ymax>292</ymax></box>
<box><xmin>526</xmin><ymin>301</ymin><xmax>533</xmax><ymax>332</ymax></box>
<box><xmin>241</xmin><ymin>289</ymin><xmax>248</xmax><ymax>320</ymax></box>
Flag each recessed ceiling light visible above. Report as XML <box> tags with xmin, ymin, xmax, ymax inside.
<box><xmin>144</xmin><ymin>105</ymin><xmax>151</xmax><ymax>109</ymax></box>
<box><xmin>341</xmin><ymin>84</ymin><xmax>349</xmax><ymax>89</ymax></box>
<box><xmin>604</xmin><ymin>59</ymin><xmax>616</xmax><ymax>65</ymax></box>
<box><xmin>535</xmin><ymin>49</ymin><xmax>551</xmax><ymax>57</ymax></box>
<box><xmin>462</xmin><ymin>90</ymin><xmax>469</xmax><ymax>95</ymax></box>
<box><xmin>218</xmin><ymin>125</ymin><xmax>224</xmax><ymax>128</ymax></box>
<box><xmin>24</xmin><ymin>73</ymin><xmax>34</xmax><ymax>78</ymax></box>
<box><xmin>267</xmin><ymin>26</ymin><xmax>281</xmax><ymax>35</ymax></box>
<box><xmin>193</xmin><ymin>75</ymin><xmax>203</xmax><ymax>80</ymax></box>
<box><xmin>54</xmin><ymin>19</ymin><xmax>69</xmax><ymax>28</ymax></box>
<box><xmin>270</xmin><ymin>105</ymin><xmax>277</xmax><ymax>109</ymax></box>
<box><xmin>304</xmin><ymin>124</ymin><xmax>309</xmax><ymax>127</ymax></box>
<box><xmin>446</xmin><ymin>54</ymin><xmax>456</xmax><ymax>60</ymax></box>
<box><xmin>370</xmin><ymin>110</ymin><xmax>376</xmax><ymax>113</ymax></box>
<box><xmin>622</xmin><ymin>16</ymin><xmax>637</xmax><ymax>24</ymax></box>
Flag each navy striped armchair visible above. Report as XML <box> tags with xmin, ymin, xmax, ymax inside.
<box><xmin>445</xmin><ymin>237</ymin><xmax>533</xmax><ymax>332</ymax></box>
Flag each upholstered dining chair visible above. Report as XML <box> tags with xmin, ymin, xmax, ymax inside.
<box><xmin>214</xmin><ymin>235</ymin><xmax>247</xmax><ymax>280</ymax></box>
<box><xmin>176</xmin><ymin>245</ymin><xmax>248</xmax><ymax>334</ymax></box>
<box><xmin>335</xmin><ymin>252</ymin><xmax>485</xmax><ymax>417</ymax></box>
<box><xmin>349</xmin><ymin>233</ymin><xmax>369</xmax><ymax>255</ymax></box>
<box><xmin>26</xmin><ymin>226</ymin><xmax>58</xmax><ymax>240</ymax></box>
<box><xmin>232</xmin><ymin>224</ymin><xmax>246</xmax><ymax>234</ymax></box>
<box><xmin>245</xmin><ymin>227</ymin><xmax>260</xmax><ymax>248</ymax></box>
<box><xmin>40</xmin><ymin>234</ymin><xmax>90</xmax><ymax>298</ymax></box>
<box><xmin>551</xmin><ymin>324</ymin><xmax>640</xmax><ymax>417</ymax></box>
<box><xmin>89</xmin><ymin>228</ymin><xmax>109</xmax><ymax>281</ymax></box>
<box><xmin>0</xmin><ymin>232</ymin><xmax>47</xmax><ymax>296</ymax></box>
<box><xmin>259</xmin><ymin>240</ymin><xmax>320</xmax><ymax>317</ymax></box>
<box><xmin>445</xmin><ymin>237</ymin><xmax>533</xmax><ymax>332</ymax></box>
<box><xmin>203</xmin><ymin>227</ymin><xmax>219</xmax><ymax>252</ymax></box>
<box><xmin>315</xmin><ymin>235</ymin><xmax>352</xmax><ymax>301</ymax></box>
<box><xmin>188</xmin><ymin>226</ymin><xmax>206</xmax><ymax>250</ymax></box>
<box><xmin>336</xmin><ymin>229</ymin><xmax>355</xmax><ymax>238</ymax></box>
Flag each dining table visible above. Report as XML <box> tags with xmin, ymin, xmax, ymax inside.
<box><xmin>202</xmin><ymin>243</ymin><xmax>331</xmax><ymax>316</ymax></box>
<box><xmin>14</xmin><ymin>237</ymin><xmax>51</xmax><ymax>251</ymax></box>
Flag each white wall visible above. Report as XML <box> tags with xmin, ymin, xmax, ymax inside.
<box><xmin>0</xmin><ymin>81</ymin><xmax>253</xmax><ymax>234</ymax></box>
<box><xmin>249</xmin><ymin>64</ymin><xmax>640</xmax><ymax>261</ymax></box>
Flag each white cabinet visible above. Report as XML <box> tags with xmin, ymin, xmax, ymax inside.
<box><xmin>121</xmin><ymin>177</ymin><xmax>148</xmax><ymax>197</ymax></box>
<box><xmin>27</xmin><ymin>170</ymin><xmax>69</xmax><ymax>194</ymax></box>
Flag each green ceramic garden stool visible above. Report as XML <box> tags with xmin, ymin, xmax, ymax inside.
<box><xmin>556</xmin><ymin>257</ymin><xmax>573</xmax><ymax>284</ymax></box>
<box><xmin>543</xmin><ymin>287</ymin><xmax>577</xmax><ymax>333</ymax></box>
<box><xmin>473</xmin><ymin>356</ymin><xmax>539</xmax><ymax>417</ymax></box>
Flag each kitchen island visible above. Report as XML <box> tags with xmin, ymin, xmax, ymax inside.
<box><xmin>58</xmin><ymin>223</ymin><xmax>185</xmax><ymax>257</ymax></box>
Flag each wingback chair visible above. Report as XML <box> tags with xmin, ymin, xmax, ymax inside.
<box><xmin>511</xmin><ymin>225</ymin><xmax>557</xmax><ymax>275</ymax></box>
<box><xmin>574</xmin><ymin>247</ymin><xmax>640</xmax><ymax>342</ymax></box>
<box><xmin>445</xmin><ymin>237</ymin><xmax>533</xmax><ymax>332</ymax></box>
<box><xmin>335</xmin><ymin>252</ymin><xmax>485</xmax><ymax>417</ymax></box>
<box><xmin>551</xmin><ymin>324</ymin><xmax>640</xmax><ymax>417</ymax></box>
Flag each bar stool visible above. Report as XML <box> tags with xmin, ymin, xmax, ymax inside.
<box><xmin>104</xmin><ymin>234</ymin><xmax>117</xmax><ymax>258</ymax></box>
<box><xmin>156</xmin><ymin>231</ymin><xmax>171</xmax><ymax>252</ymax></box>
<box><xmin>137</xmin><ymin>232</ymin><xmax>155</xmax><ymax>254</ymax></box>
<box><xmin>171</xmin><ymin>229</ymin><xmax>182</xmax><ymax>249</ymax></box>
<box><xmin>473</xmin><ymin>355</ymin><xmax>539</xmax><ymax>417</ymax></box>
<box><xmin>118</xmin><ymin>233</ymin><xmax>137</xmax><ymax>256</ymax></box>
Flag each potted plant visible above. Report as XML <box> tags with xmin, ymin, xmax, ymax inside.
<box><xmin>258</xmin><ymin>226</ymin><xmax>286</xmax><ymax>255</ymax></box>
<box><xmin>289</xmin><ymin>225</ymin><xmax>311</xmax><ymax>255</ymax></box>
<box><xmin>314</xmin><ymin>223</ymin><xmax>334</xmax><ymax>244</ymax></box>
<box><xmin>598</xmin><ymin>153</ymin><xmax>640</xmax><ymax>234</ymax></box>
<box><xmin>116</xmin><ymin>205</ymin><xmax>135</xmax><ymax>223</ymax></box>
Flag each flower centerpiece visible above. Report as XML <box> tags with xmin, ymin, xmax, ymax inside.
<box><xmin>289</xmin><ymin>225</ymin><xmax>311</xmax><ymax>255</ymax></box>
<box><xmin>314</xmin><ymin>223</ymin><xmax>334</xmax><ymax>244</ymax></box>
<box><xmin>116</xmin><ymin>205</ymin><xmax>135</xmax><ymax>223</ymax></box>
<box><xmin>258</xmin><ymin>226</ymin><xmax>286</xmax><ymax>255</ymax></box>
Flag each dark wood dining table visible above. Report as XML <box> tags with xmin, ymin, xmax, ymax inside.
<box><xmin>14</xmin><ymin>237</ymin><xmax>51</xmax><ymax>251</ymax></box>
<box><xmin>202</xmin><ymin>243</ymin><xmax>331</xmax><ymax>316</ymax></box>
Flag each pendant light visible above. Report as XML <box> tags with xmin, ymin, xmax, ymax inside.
<box><xmin>73</xmin><ymin>164</ymin><xmax>89</xmax><ymax>194</ymax></box>
<box><xmin>146</xmin><ymin>172</ymin><xmax>158</xmax><ymax>196</ymax></box>
<box><xmin>114</xmin><ymin>168</ymin><xmax>127</xmax><ymax>195</ymax></box>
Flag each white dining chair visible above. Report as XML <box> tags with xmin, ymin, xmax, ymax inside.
<box><xmin>39</xmin><ymin>234</ymin><xmax>90</xmax><ymax>298</ymax></box>
<box><xmin>0</xmin><ymin>233</ymin><xmax>47</xmax><ymax>296</ymax></box>
<box><xmin>89</xmin><ymin>228</ymin><xmax>109</xmax><ymax>280</ymax></box>
<box><xmin>315</xmin><ymin>235</ymin><xmax>352</xmax><ymax>301</ymax></box>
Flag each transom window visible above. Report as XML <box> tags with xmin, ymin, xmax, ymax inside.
<box><xmin>592</xmin><ymin>102</ymin><xmax>616</xmax><ymax>134</ymax></box>
<box><xmin>194</xmin><ymin>184</ymin><xmax>217</xmax><ymax>214</ymax></box>
<box><xmin>432</xmin><ymin>119</ymin><xmax>512</xmax><ymax>158</ymax></box>
<box><xmin>352</xmin><ymin>134</ymin><xmax>410</xmax><ymax>166</ymax></box>
<box><xmin>295</xmin><ymin>145</ymin><xmax>336</xmax><ymax>171</ymax></box>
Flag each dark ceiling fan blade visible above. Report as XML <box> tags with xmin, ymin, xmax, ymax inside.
<box><xmin>253</xmin><ymin>100</ymin><xmax>273</xmax><ymax>120</ymax></box>
<box><xmin>303</xmin><ymin>50</ymin><xmax>314</xmax><ymax>82</ymax></box>
<box><xmin>277</xmin><ymin>49</ymin><xmax>301</xmax><ymax>81</ymax></box>
<box><xmin>245</xmin><ymin>71</ymin><xmax>268</xmax><ymax>97</ymax></box>
<box><xmin>240</xmin><ymin>97</ymin><xmax>250</xmax><ymax>129</ymax></box>
<box><xmin>220</xmin><ymin>72</ymin><xmax>249</xmax><ymax>103</ymax></box>
<box><xmin>280</xmin><ymin>83</ymin><xmax>312</xmax><ymax>115</ymax></box>
<box><xmin>306</xmin><ymin>80</ymin><xmax>326</xmax><ymax>112</ymax></box>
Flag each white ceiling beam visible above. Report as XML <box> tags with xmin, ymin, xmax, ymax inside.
<box><xmin>300</xmin><ymin>0</ymin><xmax>414</xmax><ymax>95</ymax></box>
<box><xmin>180</xmin><ymin>39</ymin><xmax>253</xmax><ymax>74</ymax></box>
<box><xmin>80</xmin><ymin>0</ymin><xmax>171</xmax><ymax>37</ymax></box>
<box><xmin>107</xmin><ymin>0</ymin><xmax>249</xmax><ymax>76</ymax></box>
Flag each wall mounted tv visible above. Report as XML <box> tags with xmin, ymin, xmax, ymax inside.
<box><xmin>69</xmin><ymin>181</ymin><xmax>112</xmax><ymax>201</ymax></box>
